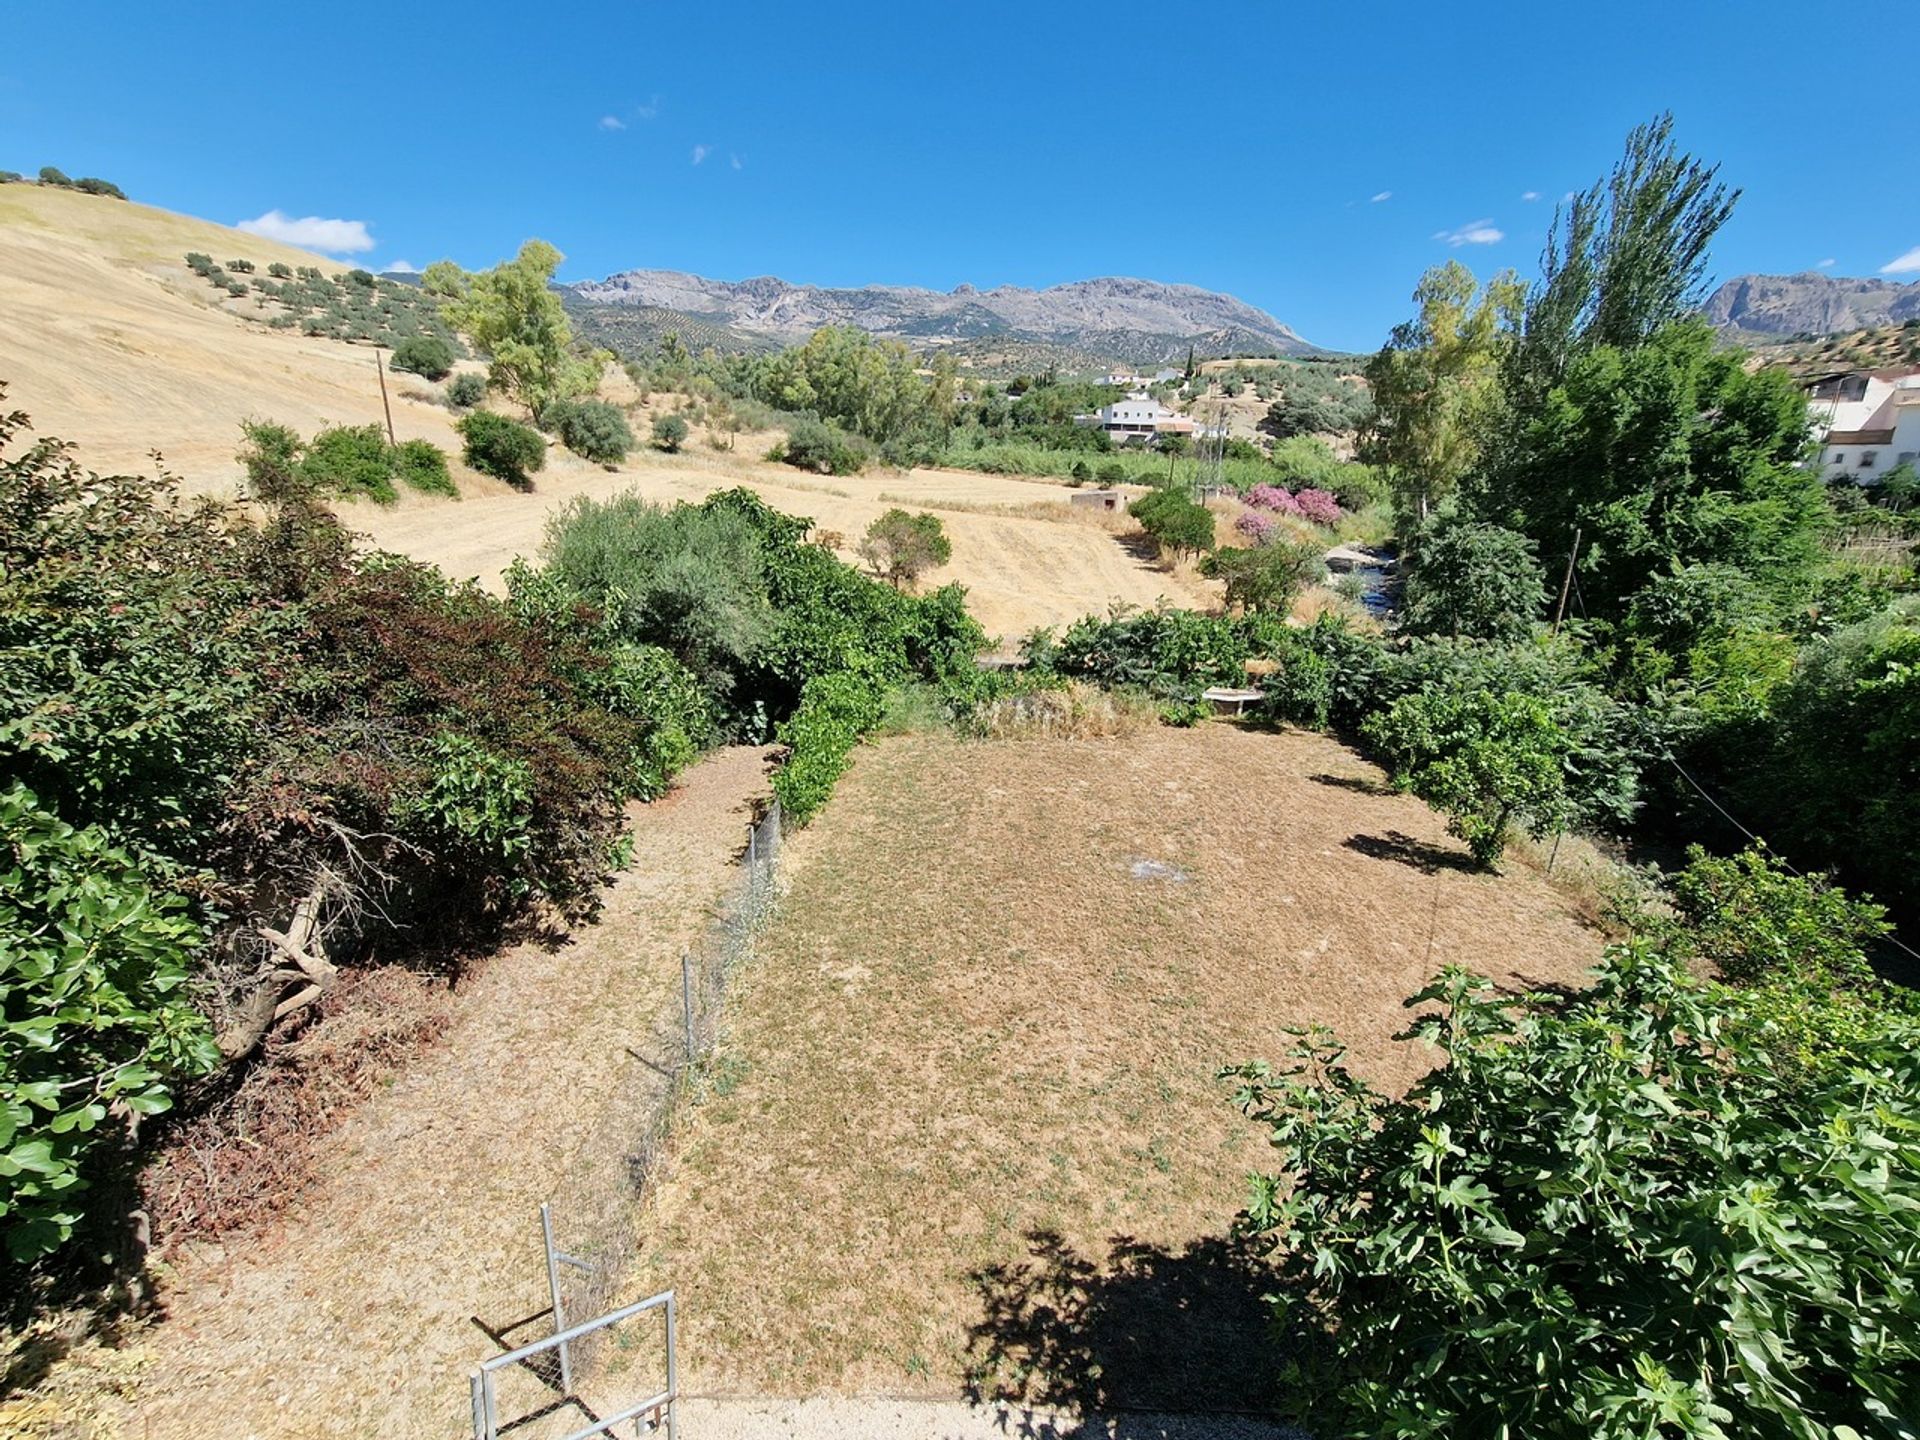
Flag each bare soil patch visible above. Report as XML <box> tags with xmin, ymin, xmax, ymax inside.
<box><xmin>623</xmin><ymin>725</ymin><xmax>1604</xmax><ymax>1406</ymax></box>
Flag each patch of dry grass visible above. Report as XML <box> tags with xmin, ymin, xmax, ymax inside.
<box><xmin>963</xmin><ymin>681</ymin><xmax>1159</xmax><ymax>740</ymax></box>
<box><xmin>624</xmin><ymin>725</ymin><xmax>1605</xmax><ymax>1401</ymax></box>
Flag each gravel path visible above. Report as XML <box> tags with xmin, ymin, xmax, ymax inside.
<box><xmin>123</xmin><ymin>747</ymin><xmax>773</xmax><ymax>1440</ymax></box>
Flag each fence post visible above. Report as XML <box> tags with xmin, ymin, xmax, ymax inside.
<box><xmin>665</xmin><ymin>1291</ymin><xmax>680</xmax><ymax>1440</ymax></box>
<box><xmin>681</xmin><ymin>951</ymin><xmax>696</xmax><ymax>1063</ymax></box>
<box><xmin>541</xmin><ymin>1203</ymin><xmax>572</xmax><ymax>1396</ymax></box>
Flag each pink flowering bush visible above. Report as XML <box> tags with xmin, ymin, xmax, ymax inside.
<box><xmin>1235</xmin><ymin>510</ymin><xmax>1278</xmax><ymax>542</ymax></box>
<box><xmin>1246</xmin><ymin>484</ymin><xmax>1303</xmax><ymax>516</ymax></box>
<box><xmin>1295</xmin><ymin>488</ymin><xmax>1343</xmax><ymax>526</ymax></box>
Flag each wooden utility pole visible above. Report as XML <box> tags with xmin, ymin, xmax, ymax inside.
<box><xmin>1551</xmin><ymin>526</ymin><xmax>1583</xmax><ymax>635</ymax></box>
<box><xmin>373</xmin><ymin>348</ymin><xmax>396</xmax><ymax>446</ymax></box>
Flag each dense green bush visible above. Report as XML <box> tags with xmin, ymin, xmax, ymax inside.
<box><xmin>770</xmin><ymin>669</ymin><xmax>888</xmax><ymax>822</ymax></box>
<box><xmin>544</xmin><ymin>398</ymin><xmax>634</xmax><ymax>463</ymax></box>
<box><xmin>36</xmin><ymin>166</ymin><xmax>71</xmax><ymax>187</ymax></box>
<box><xmin>779</xmin><ymin>414</ymin><xmax>869</xmax><ymax>475</ymax></box>
<box><xmin>1225</xmin><ymin>932</ymin><xmax>1920</xmax><ymax>1438</ymax></box>
<box><xmin>393</xmin><ymin>438</ymin><xmax>457</xmax><ymax>497</ymax></box>
<box><xmin>1201</xmin><ymin>539</ymin><xmax>1324</xmax><ymax>613</ymax></box>
<box><xmin>651</xmin><ymin>413</ymin><xmax>689</xmax><ymax>452</ymax></box>
<box><xmin>0</xmin><ymin>788</ymin><xmax>218</xmax><ymax>1261</ymax></box>
<box><xmin>267</xmin><ymin>262</ymin><xmax>292</xmax><ymax>279</ymax></box>
<box><xmin>458</xmin><ymin>410</ymin><xmax>546</xmax><ymax>487</ymax></box>
<box><xmin>1399</xmin><ymin>514</ymin><xmax>1547</xmax><ymax>642</ymax></box>
<box><xmin>302</xmin><ymin>423</ymin><xmax>399</xmax><ymax>504</ymax></box>
<box><xmin>73</xmin><ymin>177</ymin><xmax>126</xmax><ymax>199</ymax></box>
<box><xmin>541</xmin><ymin>491</ymin><xmax>775</xmax><ymax>697</ymax></box>
<box><xmin>389</xmin><ymin>334</ymin><xmax>455</xmax><ymax>381</ymax></box>
<box><xmin>0</xmin><ymin>393</ymin><xmax>689</xmax><ymax>1262</ymax></box>
<box><xmin>1129</xmin><ymin>486</ymin><xmax>1215</xmax><ymax>557</ymax></box>
<box><xmin>1362</xmin><ymin>687</ymin><xmax>1572</xmax><ymax>865</ymax></box>
<box><xmin>542</xmin><ymin>486</ymin><xmax>986</xmax><ymax>818</ymax></box>
<box><xmin>446</xmin><ymin>371</ymin><xmax>487</xmax><ymax>409</ymax></box>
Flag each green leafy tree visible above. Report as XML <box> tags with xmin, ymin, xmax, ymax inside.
<box><xmin>389</xmin><ymin>334</ymin><xmax>455</xmax><ymax>381</ymax></box>
<box><xmin>1201</xmin><ymin>539</ymin><xmax>1325</xmax><ymax>613</ymax></box>
<box><xmin>1129</xmin><ymin>488</ymin><xmax>1216</xmax><ymax>560</ymax></box>
<box><xmin>444</xmin><ymin>240</ymin><xmax>603</xmax><ymax>414</ymax></box>
<box><xmin>1362</xmin><ymin>260</ymin><xmax>1524</xmax><ymax>521</ymax></box>
<box><xmin>1511</xmin><ymin>113</ymin><xmax>1739</xmax><ymax>402</ymax></box>
<box><xmin>419</xmin><ymin>260</ymin><xmax>468</xmax><ymax>299</ymax></box>
<box><xmin>1877</xmin><ymin>459</ymin><xmax>1918</xmax><ymax>513</ymax></box>
<box><xmin>1470</xmin><ymin>320</ymin><xmax>1826</xmax><ymax>621</ymax></box>
<box><xmin>1399</xmin><ymin>514</ymin><xmax>1546</xmax><ymax>642</ymax></box>
<box><xmin>1363</xmin><ymin>687</ymin><xmax>1571</xmax><ymax>865</ymax></box>
<box><xmin>543</xmin><ymin>398</ymin><xmax>633</xmax><ymax>463</ymax></box>
<box><xmin>857</xmin><ymin>509</ymin><xmax>952</xmax><ymax>589</ymax></box>
<box><xmin>651</xmin><ymin>413</ymin><xmax>689</xmax><ymax>453</ymax></box>
<box><xmin>1223</xmin><ymin>941</ymin><xmax>1920</xmax><ymax>1440</ymax></box>
<box><xmin>36</xmin><ymin>166</ymin><xmax>71</xmax><ymax>187</ymax></box>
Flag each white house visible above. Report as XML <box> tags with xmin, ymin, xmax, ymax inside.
<box><xmin>1075</xmin><ymin>392</ymin><xmax>1198</xmax><ymax>444</ymax></box>
<box><xmin>1808</xmin><ymin>369</ymin><xmax>1920</xmax><ymax>483</ymax></box>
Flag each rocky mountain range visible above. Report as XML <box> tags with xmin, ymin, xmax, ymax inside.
<box><xmin>560</xmin><ymin>269</ymin><xmax>1318</xmax><ymax>370</ymax></box>
<box><xmin>1703</xmin><ymin>271</ymin><xmax>1920</xmax><ymax>340</ymax></box>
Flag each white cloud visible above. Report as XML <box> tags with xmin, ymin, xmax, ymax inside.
<box><xmin>730</xmin><ymin>152</ymin><xmax>743</xmax><ymax>171</ymax></box>
<box><xmin>1434</xmin><ymin>218</ymin><xmax>1505</xmax><ymax>247</ymax></box>
<box><xmin>1880</xmin><ymin>246</ymin><xmax>1920</xmax><ymax>275</ymax></box>
<box><xmin>599</xmin><ymin>114</ymin><xmax>627</xmax><ymax>131</ymax></box>
<box><xmin>634</xmin><ymin>94</ymin><xmax>661</xmax><ymax>120</ymax></box>
<box><xmin>1370</xmin><ymin>190</ymin><xmax>1391</xmax><ymax>203</ymax></box>
<box><xmin>383</xmin><ymin>259</ymin><xmax>419</xmax><ymax>274</ymax></box>
<box><xmin>691</xmin><ymin>143</ymin><xmax>710</xmax><ymax>165</ymax></box>
<box><xmin>236</xmin><ymin>209</ymin><xmax>374</xmax><ymax>254</ymax></box>
<box><xmin>1521</xmin><ymin>190</ymin><xmax>1542</xmax><ymax>202</ymax></box>
<box><xmin>1818</xmin><ymin>257</ymin><xmax>1836</xmax><ymax>269</ymax></box>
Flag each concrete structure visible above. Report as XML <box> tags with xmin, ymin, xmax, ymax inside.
<box><xmin>1074</xmin><ymin>391</ymin><xmax>1199</xmax><ymax>445</ymax></box>
<box><xmin>1069</xmin><ymin>488</ymin><xmax>1127</xmax><ymax>512</ymax></box>
<box><xmin>1808</xmin><ymin>369</ymin><xmax>1920</xmax><ymax>483</ymax></box>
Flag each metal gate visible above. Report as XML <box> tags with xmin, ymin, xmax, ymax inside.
<box><xmin>468</xmin><ymin>1205</ymin><xmax>677</xmax><ymax>1440</ymax></box>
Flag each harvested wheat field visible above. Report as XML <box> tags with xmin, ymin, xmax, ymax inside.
<box><xmin>352</xmin><ymin>447</ymin><xmax>1217</xmax><ymax>642</ymax></box>
<box><xmin>0</xmin><ymin>183</ymin><xmax>472</xmax><ymax>483</ymax></box>
<box><xmin>623</xmin><ymin>724</ymin><xmax>1604</xmax><ymax>1412</ymax></box>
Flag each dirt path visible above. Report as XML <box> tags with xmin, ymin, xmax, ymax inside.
<box><xmin>123</xmin><ymin>747</ymin><xmax>773</xmax><ymax>1440</ymax></box>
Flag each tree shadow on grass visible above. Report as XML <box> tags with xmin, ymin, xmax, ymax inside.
<box><xmin>964</xmin><ymin>1229</ymin><xmax>1296</xmax><ymax>1426</ymax></box>
<box><xmin>1307</xmin><ymin>772</ymin><xmax>1393</xmax><ymax>798</ymax></box>
<box><xmin>1343</xmin><ymin>830</ymin><xmax>1481</xmax><ymax>876</ymax></box>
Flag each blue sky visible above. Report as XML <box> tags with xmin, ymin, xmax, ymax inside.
<box><xmin>6</xmin><ymin>0</ymin><xmax>1915</xmax><ymax>352</ymax></box>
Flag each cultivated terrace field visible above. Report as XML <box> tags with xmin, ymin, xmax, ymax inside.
<box><xmin>621</xmin><ymin>725</ymin><xmax>1602</xmax><ymax>1404</ymax></box>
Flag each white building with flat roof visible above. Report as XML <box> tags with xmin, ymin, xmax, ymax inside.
<box><xmin>1809</xmin><ymin>369</ymin><xmax>1920</xmax><ymax>482</ymax></box>
<box><xmin>1075</xmin><ymin>392</ymin><xmax>1198</xmax><ymax>445</ymax></box>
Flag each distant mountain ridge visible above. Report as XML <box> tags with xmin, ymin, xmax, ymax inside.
<box><xmin>561</xmin><ymin>268</ymin><xmax>1317</xmax><ymax>370</ymax></box>
<box><xmin>1704</xmin><ymin>271</ymin><xmax>1920</xmax><ymax>340</ymax></box>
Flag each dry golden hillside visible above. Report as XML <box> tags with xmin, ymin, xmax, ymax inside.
<box><xmin>0</xmin><ymin>182</ymin><xmax>467</xmax><ymax>486</ymax></box>
<box><xmin>0</xmin><ymin>184</ymin><xmax>1218</xmax><ymax>638</ymax></box>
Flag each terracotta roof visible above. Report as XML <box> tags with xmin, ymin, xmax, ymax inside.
<box><xmin>1827</xmin><ymin>429</ymin><xmax>1895</xmax><ymax>446</ymax></box>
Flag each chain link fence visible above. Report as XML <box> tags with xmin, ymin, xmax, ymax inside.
<box><xmin>541</xmin><ymin>796</ymin><xmax>784</xmax><ymax>1332</ymax></box>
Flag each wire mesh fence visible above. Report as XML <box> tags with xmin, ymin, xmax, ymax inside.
<box><xmin>536</xmin><ymin>796</ymin><xmax>783</xmax><ymax>1346</ymax></box>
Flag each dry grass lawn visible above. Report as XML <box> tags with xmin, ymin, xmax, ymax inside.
<box><xmin>623</xmin><ymin>724</ymin><xmax>1605</xmax><ymax>1409</ymax></box>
